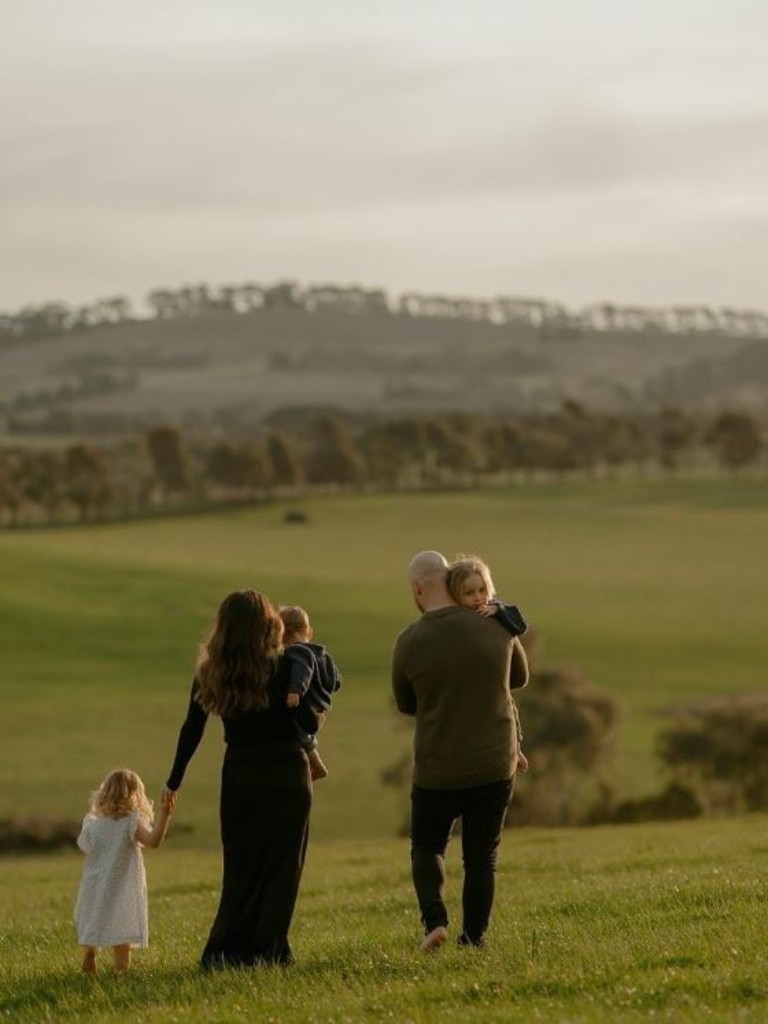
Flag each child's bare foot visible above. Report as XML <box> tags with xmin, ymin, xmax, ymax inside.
<box><xmin>82</xmin><ymin>948</ymin><xmax>97</xmax><ymax>974</ymax></box>
<box><xmin>309</xmin><ymin>755</ymin><xmax>328</xmax><ymax>781</ymax></box>
<box><xmin>113</xmin><ymin>944</ymin><xmax>131</xmax><ymax>972</ymax></box>
<box><xmin>421</xmin><ymin>926</ymin><xmax>448</xmax><ymax>952</ymax></box>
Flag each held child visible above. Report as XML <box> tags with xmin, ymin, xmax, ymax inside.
<box><xmin>74</xmin><ymin>768</ymin><xmax>174</xmax><ymax>974</ymax></box>
<box><xmin>279</xmin><ymin>605</ymin><xmax>342</xmax><ymax>782</ymax></box>
<box><xmin>446</xmin><ymin>554</ymin><xmax>530</xmax><ymax>774</ymax></box>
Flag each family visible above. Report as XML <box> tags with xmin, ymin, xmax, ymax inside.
<box><xmin>73</xmin><ymin>550</ymin><xmax>529</xmax><ymax>972</ymax></box>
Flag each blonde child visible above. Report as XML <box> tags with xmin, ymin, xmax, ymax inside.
<box><xmin>74</xmin><ymin>768</ymin><xmax>174</xmax><ymax>974</ymax></box>
<box><xmin>279</xmin><ymin>605</ymin><xmax>342</xmax><ymax>781</ymax></box>
<box><xmin>446</xmin><ymin>555</ymin><xmax>530</xmax><ymax>774</ymax></box>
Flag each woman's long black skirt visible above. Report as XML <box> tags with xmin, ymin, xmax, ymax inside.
<box><xmin>201</xmin><ymin>742</ymin><xmax>312</xmax><ymax>968</ymax></box>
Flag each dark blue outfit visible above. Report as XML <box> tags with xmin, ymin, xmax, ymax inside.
<box><xmin>491</xmin><ymin>601</ymin><xmax>527</xmax><ymax>637</ymax></box>
<box><xmin>284</xmin><ymin>641</ymin><xmax>342</xmax><ymax>710</ymax></box>
<box><xmin>284</xmin><ymin>641</ymin><xmax>342</xmax><ymax>752</ymax></box>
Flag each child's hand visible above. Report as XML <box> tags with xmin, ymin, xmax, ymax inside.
<box><xmin>161</xmin><ymin>788</ymin><xmax>177</xmax><ymax>813</ymax></box>
<box><xmin>286</xmin><ymin>693</ymin><xmax>300</xmax><ymax>708</ymax></box>
<box><xmin>476</xmin><ymin>603</ymin><xmax>497</xmax><ymax>617</ymax></box>
<box><xmin>517</xmin><ymin>751</ymin><xmax>529</xmax><ymax>774</ymax></box>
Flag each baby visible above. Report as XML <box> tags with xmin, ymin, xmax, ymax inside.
<box><xmin>280</xmin><ymin>605</ymin><xmax>342</xmax><ymax>781</ymax></box>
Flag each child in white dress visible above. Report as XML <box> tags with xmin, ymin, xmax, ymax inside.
<box><xmin>74</xmin><ymin>768</ymin><xmax>174</xmax><ymax>973</ymax></box>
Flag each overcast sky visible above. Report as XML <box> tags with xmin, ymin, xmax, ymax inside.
<box><xmin>1</xmin><ymin>0</ymin><xmax>766</xmax><ymax>313</ymax></box>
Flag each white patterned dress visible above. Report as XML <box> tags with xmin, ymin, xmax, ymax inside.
<box><xmin>74</xmin><ymin>810</ymin><xmax>148</xmax><ymax>948</ymax></box>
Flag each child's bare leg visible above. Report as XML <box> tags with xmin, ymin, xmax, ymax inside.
<box><xmin>308</xmin><ymin>747</ymin><xmax>328</xmax><ymax>781</ymax></box>
<box><xmin>113</xmin><ymin>944</ymin><xmax>131</xmax><ymax>972</ymax></box>
<box><xmin>81</xmin><ymin>946</ymin><xmax>97</xmax><ymax>974</ymax></box>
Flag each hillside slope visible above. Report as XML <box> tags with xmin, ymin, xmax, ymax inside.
<box><xmin>1</xmin><ymin>307</ymin><xmax>763</xmax><ymax>433</ymax></box>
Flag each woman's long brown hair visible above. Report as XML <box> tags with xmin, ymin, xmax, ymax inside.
<box><xmin>194</xmin><ymin>589</ymin><xmax>284</xmax><ymax>716</ymax></box>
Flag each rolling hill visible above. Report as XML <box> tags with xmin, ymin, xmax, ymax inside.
<box><xmin>2</xmin><ymin>305</ymin><xmax>766</xmax><ymax>436</ymax></box>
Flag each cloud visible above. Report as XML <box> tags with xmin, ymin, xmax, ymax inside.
<box><xmin>1</xmin><ymin>1</ymin><xmax>767</xmax><ymax>308</ymax></box>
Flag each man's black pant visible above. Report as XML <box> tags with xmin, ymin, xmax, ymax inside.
<box><xmin>410</xmin><ymin>778</ymin><xmax>513</xmax><ymax>945</ymax></box>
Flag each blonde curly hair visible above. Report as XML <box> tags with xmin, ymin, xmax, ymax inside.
<box><xmin>89</xmin><ymin>768</ymin><xmax>154</xmax><ymax>822</ymax></box>
<box><xmin>446</xmin><ymin>553</ymin><xmax>496</xmax><ymax>605</ymax></box>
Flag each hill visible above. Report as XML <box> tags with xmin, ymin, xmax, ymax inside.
<box><xmin>2</xmin><ymin>304</ymin><xmax>766</xmax><ymax>436</ymax></box>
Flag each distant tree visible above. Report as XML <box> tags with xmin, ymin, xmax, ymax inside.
<box><xmin>657</xmin><ymin>697</ymin><xmax>768</xmax><ymax>814</ymax></box>
<box><xmin>704</xmin><ymin>411</ymin><xmax>763</xmax><ymax>472</ymax></box>
<box><xmin>0</xmin><ymin>452</ymin><xmax>23</xmax><ymax>525</ymax></box>
<box><xmin>146</xmin><ymin>289</ymin><xmax>178</xmax><ymax>319</ymax></box>
<box><xmin>358</xmin><ymin>418</ymin><xmax>427</xmax><ymax>486</ymax></box>
<box><xmin>88</xmin><ymin>296</ymin><xmax>133</xmax><ymax>325</ymax></box>
<box><xmin>109</xmin><ymin>436</ymin><xmax>158</xmax><ymax>511</ymax></box>
<box><xmin>602</xmin><ymin>414</ymin><xmax>655</xmax><ymax>476</ymax></box>
<box><xmin>205</xmin><ymin>440</ymin><xmax>272</xmax><ymax>496</ymax></box>
<box><xmin>513</xmin><ymin>664</ymin><xmax>620</xmax><ymax>826</ymax></box>
<box><xmin>551</xmin><ymin>400</ymin><xmax>603</xmax><ymax>477</ymax></box>
<box><xmin>526</xmin><ymin>420</ymin><xmax>577</xmax><ymax>476</ymax></box>
<box><xmin>482</xmin><ymin>418</ymin><xmax>535</xmax><ymax>478</ymax></box>
<box><xmin>146</xmin><ymin>426</ymin><xmax>191</xmax><ymax>497</ymax></box>
<box><xmin>419</xmin><ymin>417</ymin><xmax>477</xmax><ymax>480</ymax></box>
<box><xmin>13</xmin><ymin>302</ymin><xmax>72</xmax><ymax>340</ymax></box>
<box><xmin>262</xmin><ymin>281</ymin><xmax>302</xmax><ymax>310</ymax></box>
<box><xmin>175</xmin><ymin>284</ymin><xmax>215</xmax><ymax>317</ymax></box>
<box><xmin>656</xmin><ymin>407</ymin><xmax>698</xmax><ymax>472</ymax></box>
<box><xmin>63</xmin><ymin>443</ymin><xmax>112</xmax><ymax>520</ymax></box>
<box><xmin>19</xmin><ymin>450</ymin><xmax>65</xmax><ymax>521</ymax></box>
<box><xmin>237</xmin><ymin>283</ymin><xmax>265</xmax><ymax>311</ymax></box>
<box><xmin>266</xmin><ymin>431</ymin><xmax>306</xmax><ymax>489</ymax></box>
<box><xmin>306</xmin><ymin>415</ymin><xmax>365</xmax><ymax>486</ymax></box>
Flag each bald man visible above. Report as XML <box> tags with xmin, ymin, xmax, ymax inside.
<box><xmin>392</xmin><ymin>549</ymin><xmax>529</xmax><ymax>951</ymax></box>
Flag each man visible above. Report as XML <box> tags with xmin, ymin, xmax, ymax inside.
<box><xmin>391</xmin><ymin>550</ymin><xmax>529</xmax><ymax>951</ymax></box>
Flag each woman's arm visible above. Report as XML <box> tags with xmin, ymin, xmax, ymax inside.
<box><xmin>165</xmin><ymin>679</ymin><xmax>209</xmax><ymax>792</ymax></box>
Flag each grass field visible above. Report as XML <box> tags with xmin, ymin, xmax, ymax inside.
<box><xmin>1</xmin><ymin>476</ymin><xmax>766</xmax><ymax>842</ymax></box>
<box><xmin>2</xmin><ymin>477</ymin><xmax>767</xmax><ymax>1021</ymax></box>
<box><xmin>1</xmin><ymin>816</ymin><xmax>767</xmax><ymax>1022</ymax></box>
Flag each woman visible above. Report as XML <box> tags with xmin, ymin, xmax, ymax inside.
<box><xmin>164</xmin><ymin>589</ymin><xmax>319</xmax><ymax>968</ymax></box>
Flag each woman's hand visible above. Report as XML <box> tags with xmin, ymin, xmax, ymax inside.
<box><xmin>161</xmin><ymin>787</ymin><xmax>178</xmax><ymax>812</ymax></box>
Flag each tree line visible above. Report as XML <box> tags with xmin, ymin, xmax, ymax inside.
<box><xmin>3</xmin><ymin>279</ymin><xmax>768</xmax><ymax>346</ymax></box>
<box><xmin>0</xmin><ymin>403</ymin><xmax>764</xmax><ymax>528</ymax></box>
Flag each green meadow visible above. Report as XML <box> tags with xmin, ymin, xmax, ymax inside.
<box><xmin>2</xmin><ymin>819</ymin><xmax>767</xmax><ymax>1022</ymax></box>
<box><xmin>1</xmin><ymin>478</ymin><xmax>767</xmax><ymax>1021</ymax></box>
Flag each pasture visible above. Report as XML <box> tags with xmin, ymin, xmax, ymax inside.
<box><xmin>1</xmin><ymin>476</ymin><xmax>765</xmax><ymax>839</ymax></box>
<box><xmin>1</xmin><ymin>477</ymin><xmax>767</xmax><ymax>1021</ymax></box>
<box><xmin>1</xmin><ymin>817</ymin><xmax>767</xmax><ymax>1022</ymax></box>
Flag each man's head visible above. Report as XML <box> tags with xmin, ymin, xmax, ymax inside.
<box><xmin>408</xmin><ymin>550</ymin><xmax>452</xmax><ymax>612</ymax></box>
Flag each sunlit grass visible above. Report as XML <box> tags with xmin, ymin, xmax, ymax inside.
<box><xmin>1</xmin><ymin>817</ymin><xmax>767</xmax><ymax>1022</ymax></box>
<box><xmin>1</xmin><ymin>477</ymin><xmax>766</xmax><ymax>835</ymax></box>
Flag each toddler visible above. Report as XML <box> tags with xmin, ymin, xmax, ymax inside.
<box><xmin>446</xmin><ymin>554</ymin><xmax>529</xmax><ymax>773</ymax></box>
<box><xmin>280</xmin><ymin>605</ymin><xmax>342</xmax><ymax>781</ymax></box>
<box><xmin>74</xmin><ymin>768</ymin><xmax>174</xmax><ymax>973</ymax></box>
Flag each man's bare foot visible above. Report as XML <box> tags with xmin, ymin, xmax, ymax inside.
<box><xmin>420</xmin><ymin>926</ymin><xmax>448</xmax><ymax>952</ymax></box>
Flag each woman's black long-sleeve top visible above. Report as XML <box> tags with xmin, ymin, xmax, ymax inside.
<box><xmin>166</xmin><ymin>656</ymin><xmax>320</xmax><ymax>791</ymax></box>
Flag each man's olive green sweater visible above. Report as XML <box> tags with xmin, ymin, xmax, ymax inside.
<box><xmin>391</xmin><ymin>605</ymin><xmax>529</xmax><ymax>789</ymax></box>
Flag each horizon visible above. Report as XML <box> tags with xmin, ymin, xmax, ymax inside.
<box><xmin>3</xmin><ymin>276</ymin><xmax>767</xmax><ymax>323</ymax></box>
